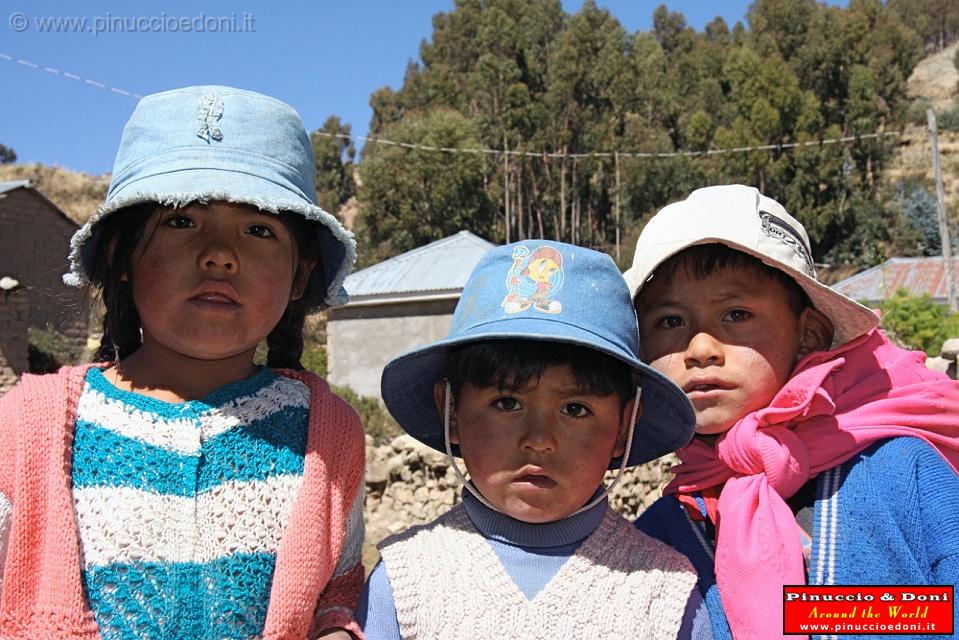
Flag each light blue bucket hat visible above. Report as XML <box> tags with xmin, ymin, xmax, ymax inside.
<box><xmin>63</xmin><ymin>85</ymin><xmax>356</xmax><ymax>309</ymax></box>
<box><xmin>381</xmin><ymin>240</ymin><xmax>695</xmax><ymax>468</ymax></box>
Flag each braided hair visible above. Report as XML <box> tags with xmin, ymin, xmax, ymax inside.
<box><xmin>265</xmin><ymin>211</ymin><xmax>323</xmax><ymax>370</ymax></box>
<box><xmin>88</xmin><ymin>203</ymin><xmax>155</xmax><ymax>364</ymax></box>
<box><xmin>88</xmin><ymin>204</ymin><xmax>323</xmax><ymax>370</ymax></box>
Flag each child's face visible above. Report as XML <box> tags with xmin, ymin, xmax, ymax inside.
<box><xmin>441</xmin><ymin>365</ymin><xmax>631</xmax><ymax>523</ymax></box>
<box><xmin>638</xmin><ymin>264</ymin><xmax>815</xmax><ymax>436</ymax></box>
<box><xmin>127</xmin><ymin>201</ymin><xmax>312</xmax><ymax>365</ymax></box>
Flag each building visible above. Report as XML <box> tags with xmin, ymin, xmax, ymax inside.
<box><xmin>832</xmin><ymin>256</ymin><xmax>959</xmax><ymax>306</ymax></box>
<box><xmin>0</xmin><ymin>181</ymin><xmax>89</xmax><ymax>389</ymax></box>
<box><xmin>327</xmin><ymin>231</ymin><xmax>496</xmax><ymax>398</ymax></box>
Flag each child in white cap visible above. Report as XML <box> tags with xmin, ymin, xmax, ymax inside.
<box><xmin>0</xmin><ymin>86</ymin><xmax>365</xmax><ymax>639</ymax></box>
<box><xmin>626</xmin><ymin>185</ymin><xmax>959</xmax><ymax>640</ymax></box>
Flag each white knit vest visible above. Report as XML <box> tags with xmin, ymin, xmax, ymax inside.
<box><xmin>379</xmin><ymin>504</ymin><xmax>697</xmax><ymax>639</ymax></box>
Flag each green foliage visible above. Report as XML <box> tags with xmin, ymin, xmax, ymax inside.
<box><xmin>356</xmin><ymin>108</ymin><xmax>495</xmax><ymax>266</ymax></box>
<box><xmin>0</xmin><ymin>144</ymin><xmax>16</xmax><ymax>164</ymax></box>
<box><xmin>895</xmin><ymin>180</ymin><xmax>941</xmax><ymax>256</ymax></box>
<box><xmin>887</xmin><ymin>0</ymin><xmax>959</xmax><ymax>52</ymax></box>
<box><xmin>310</xmin><ymin>116</ymin><xmax>356</xmax><ymax>214</ymax></box>
<box><xmin>27</xmin><ymin>326</ymin><xmax>83</xmax><ymax>373</ymax></box>
<box><xmin>300</xmin><ymin>346</ymin><xmax>327</xmax><ymax>377</ymax></box>
<box><xmin>906</xmin><ymin>97</ymin><xmax>934</xmax><ymax>125</ymax></box>
<box><xmin>300</xmin><ymin>313</ymin><xmax>328</xmax><ymax>376</ymax></box>
<box><xmin>937</xmin><ymin>102</ymin><xmax>959</xmax><ymax>132</ymax></box>
<box><xmin>354</xmin><ymin>0</ymin><xmax>927</xmax><ymax>267</ymax></box>
<box><xmin>331</xmin><ymin>385</ymin><xmax>402</xmax><ymax>444</ymax></box>
<box><xmin>879</xmin><ymin>288</ymin><xmax>959</xmax><ymax>356</ymax></box>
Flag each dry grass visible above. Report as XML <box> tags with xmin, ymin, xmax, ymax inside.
<box><xmin>0</xmin><ymin>163</ymin><xmax>108</xmax><ymax>224</ymax></box>
<box><xmin>908</xmin><ymin>41</ymin><xmax>959</xmax><ymax>110</ymax></box>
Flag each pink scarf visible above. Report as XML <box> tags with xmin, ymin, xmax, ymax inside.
<box><xmin>665</xmin><ymin>329</ymin><xmax>959</xmax><ymax>640</ymax></box>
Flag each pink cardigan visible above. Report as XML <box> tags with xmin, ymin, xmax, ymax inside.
<box><xmin>0</xmin><ymin>364</ymin><xmax>366</xmax><ymax>640</ymax></box>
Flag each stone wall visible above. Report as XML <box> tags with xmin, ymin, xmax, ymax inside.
<box><xmin>927</xmin><ymin>338</ymin><xmax>958</xmax><ymax>379</ymax></box>
<box><xmin>363</xmin><ymin>433</ymin><xmax>675</xmax><ymax>545</ymax></box>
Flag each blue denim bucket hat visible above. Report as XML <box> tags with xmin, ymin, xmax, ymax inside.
<box><xmin>63</xmin><ymin>85</ymin><xmax>355</xmax><ymax>309</ymax></box>
<box><xmin>381</xmin><ymin>240</ymin><xmax>695</xmax><ymax>468</ymax></box>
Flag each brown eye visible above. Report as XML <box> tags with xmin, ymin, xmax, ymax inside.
<box><xmin>493</xmin><ymin>397</ymin><xmax>520</xmax><ymax>412</ymax></box>
<box><xmin>724</xmin><ymin>309</ymin><xmax>752</xmax><ymax>322</ymax></box>
<box><xmin>658</xmin><ymin>315</ymin><xmax>683</xmax><ymax>329</ymax></box>
<box><xmin>247</xmin><ymin>224</ymin><xmax>276</xmax><ymax>238</ymax></box>
<box><xmin>561</xmin><ymin>403</ymin><xmax>590</xmax><ymax>418</ymax></box>
<box><xmin>164</xmin><ymin>214</ymin><xmax>194</xmax><ymax>229</ymax></box>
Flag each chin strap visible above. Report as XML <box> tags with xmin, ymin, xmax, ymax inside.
<box><xmin>442</xmin><ymin>380</ymin><xmax>642</xmax><ymax>517</ymax></box>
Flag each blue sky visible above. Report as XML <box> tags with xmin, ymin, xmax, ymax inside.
<box><xmin>1</xmin><ymin>1</ymin><xmax>760</xmax><ymax>175</ymax></box>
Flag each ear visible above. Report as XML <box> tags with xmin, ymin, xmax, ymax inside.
<box><xmin>290</xmin><ymin>256</ymin><xmax>317</xmax><ymax>301</ymax></box>
<box><xmin>613</xmin><ymin>397</ymin><xmax>641</xmax><ymax>458</ymax></box>
<box><xmin>104</xmin><ymin>235</ymin><xmax>129</xmax><ymax>282</ymax></box>
<box><xmin>433</xmin><ymin>380</ymin><xmax>459</xmax><ymax>443</ymax></box>
<box><xmin>797</xmin><ymin>306</ymin><xmax>834</xmax><ymax>357</ymax></box>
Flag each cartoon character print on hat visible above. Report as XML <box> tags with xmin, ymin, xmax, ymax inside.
<box><xmin>501</xmin><ymin>245</ymin><xmax>565</xmax><ymax>314</ymax></box>
<box><xmin>196</xmin><ymin>92</ymin><xmax>224</xmax><ymax>143</ymax></box>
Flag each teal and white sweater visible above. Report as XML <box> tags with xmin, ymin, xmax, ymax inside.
<box><xmin>67</xmin><ymin>366</ymin><xmax>361</xmax><ymax>640</ymax></box>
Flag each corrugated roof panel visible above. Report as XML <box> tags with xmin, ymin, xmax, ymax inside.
<box><xmin>832</xmin><ymin>257</ymin><xmax>959</xmax><ymax>303</ymax></box>
<box><xmin>0</xmin><ymin>180</ymin><xmax>30</xmax><ymax>195</ymax></box>
<box><xmin>344</xmin><ymin>230</ymin><xmax>496</xmax><ymax>300</ymax></box>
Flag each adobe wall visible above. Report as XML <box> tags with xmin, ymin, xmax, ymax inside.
<box><xmin>0</xmin><ymin>289</ymin><xmax>28</xmax><ymax>394</ymax></box>
<box><xmin>0</xmin><ymin>188</ymin><xmax>88</xmax><ymax>349</ymax></box>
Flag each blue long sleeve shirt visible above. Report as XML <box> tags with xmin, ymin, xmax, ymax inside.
<box><xmin>636</xmin><ymin>437</ymin><xmax>959</xmax><ymax>640</ymax></box>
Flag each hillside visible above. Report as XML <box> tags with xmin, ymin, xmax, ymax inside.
<box><xmin>893</xmin><ymin>40</ymin><xmax>959</xmax><ymax>218</ymax></box>
<box><xmin>908</xmin><ymin>41</ymin><xmax>959</xmax><ymax>110</ymax></box>
<box><xmin>0</xmin><ymin>163</ymin><xmax>107</xmax><ymax>225</ymax></box>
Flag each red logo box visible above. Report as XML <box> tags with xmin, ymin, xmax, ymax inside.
<box><xmin>783</xmin><ymin>585</ymin><xmax>954</xmax><ymax>636</ymax></box>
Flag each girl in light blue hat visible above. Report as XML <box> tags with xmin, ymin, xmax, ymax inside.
<box><xmin>0</xmin><ymin>86</ymin><xmax>365</xmax><ymax>639</ymax></box>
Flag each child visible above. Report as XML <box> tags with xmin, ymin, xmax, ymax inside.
<box><xmin>625</xmin><ymin>185</ymin><xmax>959</xmax><ymax>640</ymax></box>
<box><xmin>0</xmin><ymin>86</ymin><xmax>366</xmax><ymax>639</ymax></box>
<box><xmin>359</xmin><ymin>241</ymin><xmax>711</xmax><ymax>639</ymax></box>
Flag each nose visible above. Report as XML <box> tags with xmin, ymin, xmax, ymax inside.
<box><xmin>684</xmin><ymin>331</ymin><xmax>725</xmax><ymax>368</ymax></box>
<box><xmin>198</xmin><ymin>238</ymin><xmax>238</xmax><ymax>273</ymax></box>
<box><xmin>520</xmin><ymin>410</ymin><xmax>557</xmax><ymax>455</ymax></box>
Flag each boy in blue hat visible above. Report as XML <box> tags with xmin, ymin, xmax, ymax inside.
<box><xmin>358</xmin><ymin>241</ymin><xmax>711</xmax><ymax>640</ymax></box>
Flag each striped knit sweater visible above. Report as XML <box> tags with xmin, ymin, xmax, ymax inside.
<box><xmin>0</xmin><ymin>364</ymin><xmax>366</xmax><ymax>640</ymax></box>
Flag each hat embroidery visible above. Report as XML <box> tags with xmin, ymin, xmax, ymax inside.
<box><xmin>502</xmin><ymin>245</ymin><xmax>564</xmax><ymax>314</ymax></box>
<box><xmin>196</xmin><ymin>93</ymin><xmax>224</xmax><ymax>143</ymax></box>
<box><xmin>760</xmin><ymin>211</ymin><xmax>816</xmax><ymax>277</ymax></box>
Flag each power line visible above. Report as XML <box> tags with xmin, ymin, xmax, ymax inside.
<box><xmin>3</xmin><ymin>49</ymin><xmax>902</xmax><ymax>159</ymax></box>
<box><xmin>0</xmin><ymin>51</ymin><xmax>141</xmax><ymax>98</ymax></box>
<box><xmin>313</xmin><ymin>130</ymin><xmax>902</xmax><ymax>160</ymax></box>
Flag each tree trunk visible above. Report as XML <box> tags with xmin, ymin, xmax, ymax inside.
<box><xmin>559</xmin><ymin>152</ymin><xmax>567</xmax><ymax>241</ymax></box>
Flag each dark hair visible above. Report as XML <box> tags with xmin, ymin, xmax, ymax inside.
<box><xmin>636</xmin><ymin>244</ymin><xmax>810</xmax><ymax>316</ymax></box>
<box><xmin>88</xmin><ymin>203</ymin><xmax>322</xmax><ymax>369</ymax></box>
<box><xmin>441</xmin><ymin>340</ymin><xmax>636</xmax><ymax>410</ymax></box>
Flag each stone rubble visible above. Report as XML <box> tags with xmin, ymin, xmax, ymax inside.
<box><xmin>363</xmin><ymin>433</ymin><xmax>676</xmax><ymax>545</ymax></box>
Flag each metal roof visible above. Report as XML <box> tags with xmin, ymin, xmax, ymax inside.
<box><xmin>832</xmin><ymin>256</ymin><xmax>959</xmax><ymax>304</ymax></box>
<box><xmin>0</xmin><ymin>180</ymin><xmax>30</xmax><ymax>195</ymax></box>
<box><xmin>344</xmin><ymin>230</ymin><xmax>496</xmax><ymax>303</ymax></box>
